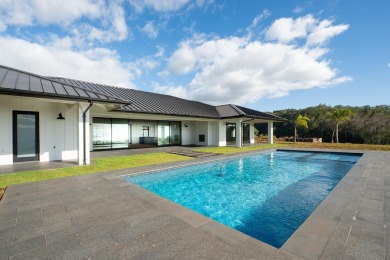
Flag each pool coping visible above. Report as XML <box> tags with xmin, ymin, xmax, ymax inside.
<box><xmin>114</xmin><ymin>148</ymin><xmax>388</xmax><ymax>259</ymax></box>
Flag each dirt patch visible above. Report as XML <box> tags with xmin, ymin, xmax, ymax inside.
<box><xmin>0</xmin><ymin>187</ymin><xmax>5</xmax><ymax>201</ymax></box>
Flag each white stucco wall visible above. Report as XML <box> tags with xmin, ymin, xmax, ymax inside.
<box><xmin>217</xmin><ymin>121</ymin><xmax>226</xmax><ymax>147</ymax></box>
<box><xmin>207</xmin><ymin>122</ymin><xmax>218</xmax><ymax>146</ymax></box>
<box><xmin>0</xmin><ymin>95</ymin><xmax>79</xmax><ymax>165</ymax></box>
<box><xmin>181</xmin><ymin>121</ymin><xmax>195</xmax><ymax>145</ymax></box>
<box><xmin>194</xmin><ymin>121</ymin><xmax>208</xmax><ymax>146</ymax></box>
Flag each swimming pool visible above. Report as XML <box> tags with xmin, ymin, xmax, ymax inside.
<box><xmin>124</xmin><ymin>150</ymin><xmax>361</xmax><ymax>248</ymax></box>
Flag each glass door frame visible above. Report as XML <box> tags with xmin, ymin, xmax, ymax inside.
<box><xmin>226</xmin><ymin>122</ymin><xmax>236</xmax><ymax>146</ymax></box>
<box><xmin>12</xmin><ymin>111</ymin><xmax>40</xmax><ymax>162</ymax></box>
<box><xmin>243</xmin><ymin>123</ymin><xmax>250</xmax><ymax>143</ymax></box>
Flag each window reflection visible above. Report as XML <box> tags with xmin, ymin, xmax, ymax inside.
<box><xmin>92</xmin><ymin>118</ymin><xmax>182</xmax><ymax>150</ymax></box>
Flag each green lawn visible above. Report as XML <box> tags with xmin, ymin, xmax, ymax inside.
<box><xmin>279</xmin><ymin>142</ymin><xmax>390</xmax><ymax>151</ymax></box>
<box><xmin>193</xmin><ymin>143</ymin><xmax>285</xmax><ymax>154</ymax></box>
<box><xmin>0</xmin><ymin>153</ymin><xmax>191</xmax><ymax>188</ymax></box>
<box><xmin>2</xmin><ymin>142</ymin><xmax>389</xmax><ymax>189</ymax></box>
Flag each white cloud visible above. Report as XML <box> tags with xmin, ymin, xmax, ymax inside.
<box><xmin>141</xmin><ymin>21</ymin><xmax>159</xmax><ymax>38</ymax></box>
<box><xmin>77</xmin><ymin>3</ymin><xmax>129</xmax><ymax>43</ymax></box>
<box><xmin>388</xmin><ymin>63</ymin><xmax>390</xmax><ymax>68</ymax></box>
<box><xmin>158</xmin><ymin>15</ymin><xmax>351</xmax><ymax>105</ymax></box>
<box><xmin>0</xmin><ymin>0</ymin><xmax>102</xmax><ymax>30</ymax></box>
<box><xmin>129</xmin><ymin>0</ymin><xmax>190</xmax><ymax>12</ymax></box>
<box><xmin>265</xmin><ymin>15</ymin><xmax>316</xmax><ymax>43</ymax></box>
<box><xmin>0</xmin><ymin>36</ymin><xmax>136</xmax><ymax>88</ymax></box>
<box><xmin>306</xmin><ymin>19</ymin><xmax>349</xmax><ymax>46</ymax></box>
<box><xmin>293</xmin><ymin>7</ymin><xmax>304</xmax><ymax>14</ymax></box>
<box><xmin>265</xmin><ymin>15</ymin><xmax>349</xmax><ymax>46</ymax></box>
<box><xmin>246</xmin><ymin>10</ymin><xmax>271</xmax><ymax>39</ymax></box>
<box><xmin>0</xmin><ymin>0</ymin><xmax>129</xmax><ymax>44</ymax></box>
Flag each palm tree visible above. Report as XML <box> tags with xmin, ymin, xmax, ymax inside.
<box><xmin>327</xmin><ymin>108</ymin><xmax>352</xmax><ymax>143</ymax></box>
<box><xmin>294</xmin><ymin>115</ymin><xmax>310</xmax><ymax>142</ymax></box>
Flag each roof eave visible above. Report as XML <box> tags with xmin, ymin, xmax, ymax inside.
<box><xmin>0</xmin><ymin>90</ymin><xmax>131</xmax><ymax>105</ymax></box>
<box><xmin>113</xmin><ymin>108</ymin><xmax>221</xmax><ymax>119</ymax></box>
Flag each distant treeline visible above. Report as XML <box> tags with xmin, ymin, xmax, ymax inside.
<box><xmin>255</xmin><ymin>105</ymin><xmax>390</xmax><ymax>144</ymax></box>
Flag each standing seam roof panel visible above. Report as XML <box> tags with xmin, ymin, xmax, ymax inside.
<box><xmin>30</xmin><ymin>76</ymin><xmax>45</xmax><ymax>93</ymax></box>
<box><xmin>50</xmin><ymin>81</ymin><xmax>68</xmax><ymax>95</ymax></box>
<box><xmin>0</xmin><ymin>67</ymin><xmax>8</xmax><ymax>84</ymax></box>
<box><xmin>63</xmin><ymin>85</ymin><xmax>78</xmax><ymax>96</ymax></box>
<box><xmin>1</xmin><ymin>70</ymin><xmax>18</xmax><ymax>89</ymax></box>
<box><xmin>73</xmin><ymin>87</ymin><xmax>89</xmax><ymax>98</ymax></box>
<box><xmin>15</xmin><ymin>73</ymin><xmax>30</xmax><ymax>91</ymax></box>
<box><xmin>84</xmin><ymin>90</ymin><xmax>99</xmax><ymax>99</ymax></box>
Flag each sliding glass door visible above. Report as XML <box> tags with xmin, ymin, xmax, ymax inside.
<box><xmin>93</xmin><ymin>118</ymin><xmax>130</xmax><ymax>150</ymax></box>
<box><xmin>226</xmin><ymin>123</ymin><xmax>236</xmax><ymax>146</ymax></box>
<box><xmin>93</xmin><ymin>118</ymin><xmax>182</xmax><ymax>150</ymax></box>
<box><xmin>157</xmin><ymin>121</ymin><xmax>181</xmax><ymax>146</ymax></box>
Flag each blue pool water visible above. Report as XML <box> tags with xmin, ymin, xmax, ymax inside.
<box><xmin>124</xmin><ymin>150</ymin><xmax>361</xmax><ymax>248</ymax></box>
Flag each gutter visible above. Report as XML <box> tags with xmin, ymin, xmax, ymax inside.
<box><xmin>82</xmin><ymin>101</ymin><xmax>93</xmax><ymax>165</ymax></box>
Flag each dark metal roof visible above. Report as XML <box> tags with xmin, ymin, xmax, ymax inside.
<box><xmin>216</xmin><ymin>104</ymin><xmax>245</xmax><ymax>117</ymax></box>
<box><xmin>0</xmin><ymin>64</ymin><xmax>285</xmax><ymax>121</ymax></box>
<box><xmin>0</xmin><ymin>65</ymin><xmax>131</xmax><ymax>105</ymax></box>
<box><xmin>51</xmin><ymin>77</ymin><xmax>286</xmax><ymax>121</ymax></box>
<box><xmin>216</xmin><ymin>104</ymin><xmax>286</xmax><ymax>122</ymax></box>
<box><xmin>234</xmin><ymin>105</ymin><xmax>287</xmax><ymax>122</ymax></box>
<box><xmin>50</xmin><ymin>77</ymin><xmax>221</xmax><ymax>118</ymax></box>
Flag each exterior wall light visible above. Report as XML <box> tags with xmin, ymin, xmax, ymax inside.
<box><xmin>57</xmin><ymin>113</ymin><xmax>65</xmax><ymax>120</ymax></box>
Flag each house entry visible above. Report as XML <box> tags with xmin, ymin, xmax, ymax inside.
<box><xmin>13</xmin><ymin>111</ymin><xmax>40</xmax><ymax>162</ymax></box>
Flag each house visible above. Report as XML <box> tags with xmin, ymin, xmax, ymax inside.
<box><xmin>0</xmin><ymin>64</ymin><xmax>286</xmax><ymax>166</ymax></box>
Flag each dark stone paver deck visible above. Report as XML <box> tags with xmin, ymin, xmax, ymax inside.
<box><xmin>0</xmin><ymin>149</ymin><xmax>389</xmax><ymax>259</ymax></box>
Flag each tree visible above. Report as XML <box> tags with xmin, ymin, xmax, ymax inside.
<box><xmin>294</xmin><ymin>115</ymin><xmax>310</xmax><ymax>142</ymax></box>
<box><xmin>327</xmin><ymin>108</ymin><xmax>353</xmax><ymax>143</ymax></box>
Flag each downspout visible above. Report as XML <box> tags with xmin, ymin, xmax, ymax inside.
<box><xmin>241</xmin><ymin>118</ymin><xmax>255</xmax><ymax>147</ymax></box>
<box><xmin>82</xmin><ymin>101</ymin><xmax>93</xmax><ymax>165</ymax></box>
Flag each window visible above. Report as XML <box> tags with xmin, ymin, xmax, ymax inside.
<box><xmin>142</xmin><ymin>126</ymin><xmax>149</xmax><ymax>137</ymax></box>
<box><xmin>93</xmin><ymin>118</ymin><xmax>129</xmax><ymax>150</ymax></box>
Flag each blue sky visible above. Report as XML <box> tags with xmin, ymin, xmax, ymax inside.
<box><xmin>0</xmin><ymin>0</ymin><xmax>389</xmax><ymax>111</ymax></box>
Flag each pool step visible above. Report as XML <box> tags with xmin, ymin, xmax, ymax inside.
<box><xmin>168</xmin><ymin>150</ymin><xmax>218</xmax><ymax>158</ymax></box>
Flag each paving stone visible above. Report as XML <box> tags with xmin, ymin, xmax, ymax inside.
<box><xmin>359</xmin><ymin>197</ymin><xmax>383</xmax><ymax>211</ymax></box>
<box><xmin>173</xmin><ymin>236</ymin><xmax>231</xmax><ymax>259</ymax></box>
<box><xmin>16</xmin><ymin>214</ymin><xmax>43</xmax><ymax>229</ymax></box>
<box><xmin>0</xmin><ymin>235</ymin><xmax>46</xmax><ymax>259</ymax></box>
<box><xmin>349</xmin><ymin>219</ymin><xmax>384</xmax><ymax>246</ymax></box>
<box><xmin>61</xmin><ymin>233</ymin><xmax>117</xmax><ymax>259</ymax></box>
<box><xmin>356</xmin><ymin>207</ymin><xmax>384</xmax><ymax>225</ymax></box>
<box><xmin>282</xmin><ymin>232</ymin><xmax>329</xmax><ymax>260</ymax></box>
<box><xmin>0</xmin><ymin>207</ymin><xmax>18</xmax><ymax>220</ymax></box>
<box><xmin>197</xmin><ymin>221</ymin><xmax>249</xmax><ymax>246</ymax></box>
<box><xmin>0</xmin><ymin>218</ymin><xmax>16</xmax><ymax>230</ymax></box>
<box><xmin>172</xmin><ymin>207</ymin><xmax>212</xmax><ymax>228</ymax></box>
<box><xmin>313</xmin><ymin>194</ymin><xmax>350</xmax><ymax>221</ymax></box>
<box><xmin>363</xmin><ymin>188</ymin><xmax>384</xmax><ymax>201</ymax></box>
<box><xmin>0</xmin><ymin>228</ymin><xmax>15</xmax><ymax>249</ymax></box>
<box><xmin>319</xmin><ymin>225</ymin><xmax>351</xmax><ymax>260</ymax></box>
<box><xmin>229</xmin><ymin>236</ymin><xmax>276</xmax><ymax>259</ymax></box>
<box><xmin>343</xmin><ymin>235</ymin><xmax>384</xmax><ymax>259</ymax></box>
<box><xmin>10</xmin><ymin>233</ymin><xmax>82</xmax><ymax>260</ymax></box>
<box><xmin>298</xmin><ymin>215</ymin><xmax>337</xmax><ymax>237</ymax></box>
<box><xmin>41</xmin><ymin>204</ymin><xmax>67</xmax><ymax>217</ymax></box>
<box><xmin>271</xmin><ymin>249</ymin><xmax>304</xmax><ymax>260</ymax></box>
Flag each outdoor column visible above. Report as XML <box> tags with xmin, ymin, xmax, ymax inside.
<box><xmin>236</xmin><ymin>119</ymin><xmax>242</xmax><ymax>147</ymax></box>
<box><xmin>267</xmin><ymin>121</ymin><xmax>273</xmax><ymax>144</ymax></box>
<box><xmin>78</xmin><ymin>103</ymin><xmax>91</xmax><ymax>165</ymax></box>
<box><xmin>218</xmin><ymin>121</ymin><xmax>227</xmax><ymax>147</ymax></box>
<box><xmin>250</xmin><ymin>124</ymin><xmax>255</xmax><ymax>144</ymax></box>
